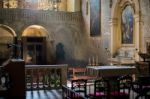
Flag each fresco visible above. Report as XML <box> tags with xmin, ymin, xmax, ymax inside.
<box><xmin>90</xmin><ymin>0</ymin><xmax>100</xmax><ymax>36</ymax></box>
<box><xmin>121</xmin><ymin>6</ymin><xmax>134</xmax><ymax>44</ymax></box>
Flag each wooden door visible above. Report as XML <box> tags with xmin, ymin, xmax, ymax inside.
<box><xmin>22</xmin><ymin>37</ymin><xmax>46</xmax><ymax>65</ymax></box>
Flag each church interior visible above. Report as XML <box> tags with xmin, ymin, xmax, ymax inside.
<box><xmin>0</xmin><ymin>0</ymin><xmax>150</xmax><ymax>99</ymax></box>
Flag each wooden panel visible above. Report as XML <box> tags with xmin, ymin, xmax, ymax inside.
<box><xmin>3</xmin><ymin>59</ymin><xmax>25</xmax><ymax>97</ymax></box>
<box><xmin>136</xmin><ymin>61</ymin><xmax>149</xmax><ymax>76</ymax></box>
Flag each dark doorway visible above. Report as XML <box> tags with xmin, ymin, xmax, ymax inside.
<box><xmin>22</xmin><ymin>37</ymin><xmax>46</xmax><ymax>65</ymax></box>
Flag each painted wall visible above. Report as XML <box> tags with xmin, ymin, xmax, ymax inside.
<box><xmin>0</xmin><ymin>0</ymin><xmax>150</xmax><ymax>66</ymax></box>
<box><xmin>82</xmin><ymin>0</ymin><xmax>111</xmax><ymax>64</ymax></box>
<box><xmin>0</xmin><ymin>9</ymin><xmax>86</xmax><ymax>66</ymax></box>
<box><xmin>140</xmin><ymin>0</ymin><xmax>150</xmax><ymax>52</ymax></box>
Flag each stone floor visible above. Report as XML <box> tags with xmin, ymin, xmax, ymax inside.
<box><xmin>26</xmin><ymin>90</ymin><xmax>62</xmax><ymax>99</ymax></box>
<box><xmin>25</xmin><ymin>89</ymin><xmax>140</xmax><ymax>99</ymax></box>
<box><xmin>0</xmin><ymin>81</ymin><xmax>144</xmax><ymax>99</ymax></box>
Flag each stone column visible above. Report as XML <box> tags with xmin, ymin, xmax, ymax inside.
<box><xmin>18</xmin><ymin>0</ymin><xmax>25</xmax><ymax>8</ymax></box>
<box><xmin>134</xmin><ymin>14</ymin><xmax>143</xmax><ymax>60</ymax></box>
<box><xmin>110</xmin><ymin>18</ymin><xmax>118</xmax><ymax>56</ymax></box>
<box><xmin>59</xmin><ymin>0</ymin><xmax>67</xmax><ymax>11</ymax></box>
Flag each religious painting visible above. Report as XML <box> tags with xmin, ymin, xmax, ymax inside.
<box><xmin>121</xmin><ymin>6</ymin><xmax>134</xmax><ymax>44</ymax></box>
<box><xmin>90</xmin><ymin>0</ymin><xmax>101</xmax><ymax>36</ymax></box>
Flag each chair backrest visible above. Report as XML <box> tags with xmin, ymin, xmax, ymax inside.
<box><xmin>72</xmin><ymin>67</ymin><xmax>86</xmax><ymax>78</ymax></box>
<box><xmin>71</xmin><ymin>79</ymin><xmax>87</xmax><ymax>97</ymax></box>
<box><xmin>135</xmin><ymin>61</ymin><xmax>149</xmax><ymax>76</ymax></box>
<box><xmin>62</xmin><ymin>85</ymin><xmax>88</xmax><ymax>99</ymax></box>
<box><xmin>94</xmin><ymin>77</ymin><xmax>110</xmax><ymax>98</ymax></box>
<box><xmin>132</xmin><ymin>76</ymin><xmax>150</xmax><ymax>98</ymax></box>
<box><xmin>138</xmin><ymin>76</ymin><xmax>150</xmax><ymax>86</ymax></box>
<box><xmin>117</xmin><ymin>75</ymin><xmax>133</xmax><ymax>95</ymax></box>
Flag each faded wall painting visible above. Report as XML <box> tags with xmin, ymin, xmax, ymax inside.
<box><xmin>90</xmin><ymin>0</ymin><xmax>100</xmax><ymax>36</ymax></box>
<box><xmin>121</xmin><ymin>6</ymin><xmax>134</xmax><ymax>44</ymax></box>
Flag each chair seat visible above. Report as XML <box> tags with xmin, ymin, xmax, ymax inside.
<box><xmin>89</xmin><ymin>92</ymin><xmax>107</xmax><ymax>97</ymax></box>
<box><xmin>143</xmin><ymin>85</ymin><xmax>150</xmax><ymax>88</ymax></box>
<box><xmin>71</xmin><ymin>94</ymin><xmax>83</xmax><ymax>99</ymax></box>
<box><xmin>71</xmin><ymin>76</ymin><xmax>96</xmax><ymax>81</ymax></box>
<box><xmin>110</xmin><ymin>91</ymin><xmax>129</xmax><ymax>96</ymax></box>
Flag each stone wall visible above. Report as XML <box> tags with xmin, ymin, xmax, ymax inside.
<box><xmin>0</xmin><ymin>8</ymin><xmax>86</xmax><ymax>66</ymax></box>
<box><xmin>82</xmin><ymin>0</ymin><xmax>150</xmax><ymax>64</ymax></box>
<box><xmin>140</xmin><ymin>0</ymin><xmax>150</xmax><ymax>52</ymax></box>
<box><xmin>0</xmin><ymin>0</ymin><xmax>150</xmax><ymax>65</ymax></box>
<box><xmin>82</xmin><ymin>0</ymin><xmax>111</xmax><ymax>64</ymax></box>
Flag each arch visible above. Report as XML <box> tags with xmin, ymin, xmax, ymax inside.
<box><xmin>111</xmin><ymin>0</ymin><xmax>140</xmax><ymax>19</ymax></box>
<box><xmin>110</xmin><ymin>0</ymin><xmax>140</xmax><ymax>60</ymax></box>
<box><xmin>0</xmin><ymin>24</ymin><xmax>16</xmax><ymax>64</ymax></box>
<box><xmin>22</xmin><ymin>25</ymin><xmax>49</xmax><ymax>37</ymax></box>
<box><xmin>0</xmin><ymin>24</ymin><xmax>17</xmax><ymax>37</ymax></box>
<box><xmin>21</xmin><ymin>25</ymin><xmax>55</xmax><ymax>64</ymax></box>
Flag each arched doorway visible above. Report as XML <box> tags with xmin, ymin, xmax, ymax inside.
<box><xmin>0</xmin><ymin>24</ymin><xmax>16</xmax><ymax>64</ymax></box>
<box><xmin>22</xmin><ymin>25</ymin><xmax>48</xmax><ymax>65</ymax></box>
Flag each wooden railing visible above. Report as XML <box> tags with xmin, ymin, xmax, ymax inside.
<box><xmin>25</xmin><ymin>64</ymin><xmax>68</xmax><ymax>90</ymax></box>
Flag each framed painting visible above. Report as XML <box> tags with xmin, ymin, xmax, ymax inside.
<box><xmin>90</xmin><ymin>0</ymin><xmax>101</xmax><ymax>36</ymax></box>
<box><xmin>121</xmin><ymin>5</ymin><xmax>134</xmax><ymax>44</ymax></box>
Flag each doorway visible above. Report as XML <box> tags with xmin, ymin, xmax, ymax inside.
<box><xmin>23</xmin><ymin>37</ymin><xmax>46</xmax><ymax>65</ymax></box>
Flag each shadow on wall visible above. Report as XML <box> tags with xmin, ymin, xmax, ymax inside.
<box><xmin>56</xmin><ymin>43</ymin><xmax>65</xmax><ymax>64</ymax></box>
<box><xmin>68</xmin><ymin>60</ymin><xmax>87</xmax><ymax>67</ymax></box>
<box><xmin>55</xmin><ymin>43</ymin><xmax>87</xmax><ymax>66</ymax></box>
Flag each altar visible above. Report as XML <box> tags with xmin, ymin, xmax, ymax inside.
<box><xmin>108</xmin><ymin>58</ymin><xmax>135</xmax><ymax>65</ymax></box>
<box><xmin>87</xmin><ymin>65</ymin><xmax>137</xmax><ymax>77</ymax></box>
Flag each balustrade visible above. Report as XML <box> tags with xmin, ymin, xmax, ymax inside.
<box><xmin>25</xmin><ymin>64</ymin><xmax>68</xmax><ymax>90</ymax></box>
<box><xmin>0</xmin><ymin>8</ymin><xmax>82</xmax><ymax>23</ymax></box>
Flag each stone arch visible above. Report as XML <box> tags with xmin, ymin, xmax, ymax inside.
<box><xmin>0</xmin><ymin>24</ymin><xmax>16</xmax><ymax>64</ymax></box>
<box><xmin>0</xmin><ymin>24</ymin><xmax>16</xmax><ymax>37</ymax></box>
<box><xmin>22</xmin><ymin>25</ymin><xmax>49</xmax><ymax>37</ymax></box>
<box><xmin>110</xmin><ymin>0</ymin><xmax>140</xmax><ymax>60</ymax></box>
<box><xmin>21</xmin><ymin>25</ymin><xmax>54</xmax><ymax>64</ymax></box>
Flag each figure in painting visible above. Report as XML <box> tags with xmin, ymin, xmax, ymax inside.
<box><xmin>90</xmin><ymin>0</ymin><xmax>100</xmax><ymax>36</ymax></box>
<box><xmin>122</xmin><ymin>6</ymin><xmax>134</xmax><ymax>44</ymax></box>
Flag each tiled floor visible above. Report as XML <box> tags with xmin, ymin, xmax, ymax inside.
<box><xmin>0</xmin><ymin>81</ymin><xmax>141</xmax><ymax>99</ymax></box>
<box><xmin>26</xmin><ymin>90</ymin><xmax>62</xmax><ymax>99</ymax></box>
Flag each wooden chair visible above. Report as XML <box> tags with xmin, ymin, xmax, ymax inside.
<box><xmin>62</xmin><ymin>85</ymin><xmax>88</xmax><ymax>99</ymax></box>
<box><xmin>110</xmin><ymin>75</ymin><xmax>133</xmax><ymax>99</ymax></box>
<box><xmin>71</xmin><ymin>79</ymin><xmax>87</xmax><ymax>98</ymax></box>
<box><xmin>132</xmin><ymin>76</ymin><xmax>150</xmax><ymax>99</ymax></box>
<box><xmin>88</xmin><ymin>77</ymin><xmax>110</xmax><ymax>99</ymax></box>
<box><xmin>135</xmin><ymin>61</ymin><xmax>149</xmax><ymax>76</ymax></box>
<box><xmin>72</xmin><ymin>67</ymin><xmax>86</xmax><ymax>78</ymax></box>
<box><xmin>0</xmin><ymin>67</ymin><xmax>10</xmax><ymax>98</ymax></box>
<box><xmin>71</xmin><ymin>67</ymin><xmax>96</xmax><ymax>81</ymax></box>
